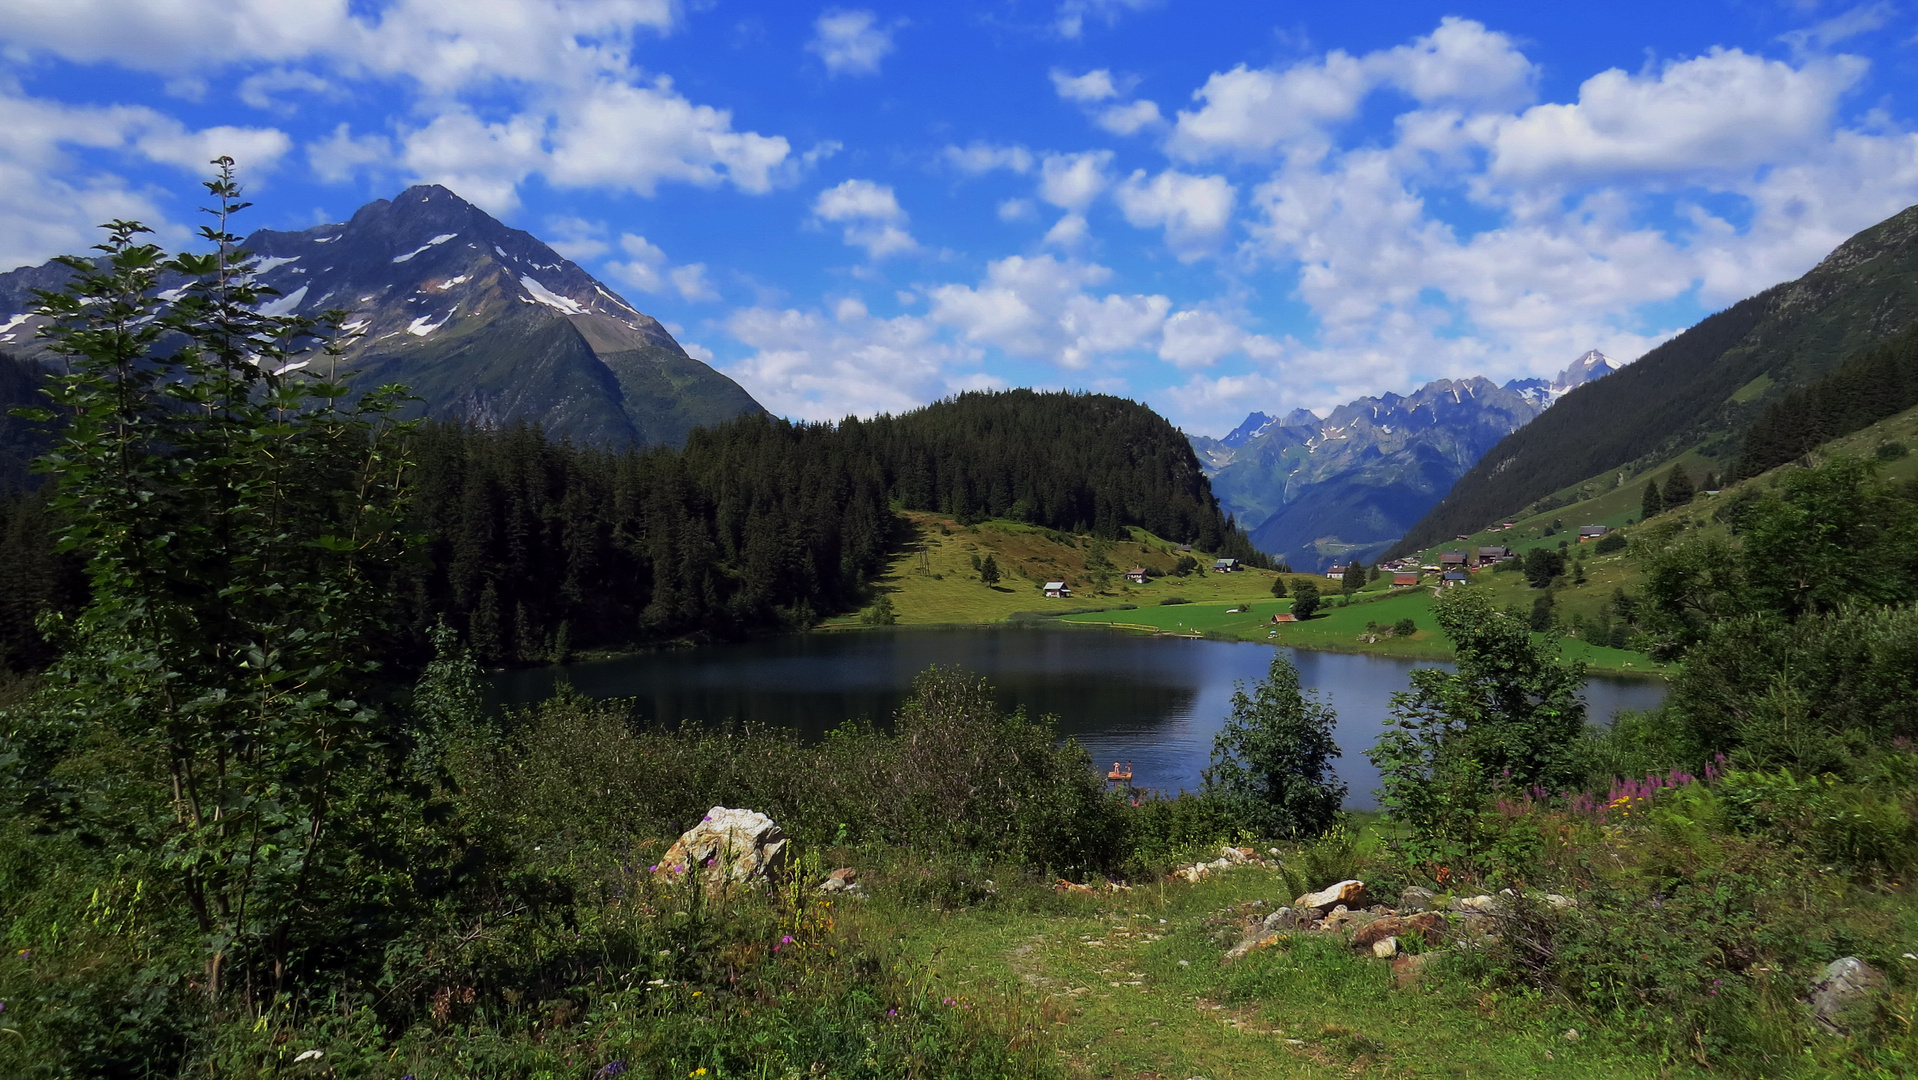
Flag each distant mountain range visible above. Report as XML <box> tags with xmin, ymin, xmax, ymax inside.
<box><xmin>0</xmin><ymin>185</ymin><xmax>763</xmax><ymax>449</ymax></box>
<box><xmin>1193</xmin><ymin>352</ymin><xmax>1615</xmax><ymax>571</ymax></box>
<box><xmin>1389</xmin><ymin>199</ymin><xmax>1918</xmax><ymax>557</ymax></box>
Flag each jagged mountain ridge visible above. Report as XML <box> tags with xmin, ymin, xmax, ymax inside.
<box><xmin>0</xmin><ymin>185</ymin><xmax>763</xmax><ymax>448</ymax></box>
<box><xmin>1193</xmin><ymin>352</ymin><xmax>1614</xmax><ymax>571</ymax></box>
<box><xmin>1389</xmin><ymin>200</ymin><xmax>1918</xmax><ymax>557</ymax></box>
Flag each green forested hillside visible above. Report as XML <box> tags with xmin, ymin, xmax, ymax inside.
<box><xmin>3</xmin><ymin>387</ymin><xmax>1266</xmax><ymax>670</ymax></box>
<box><xmin>1392</xmin><ymin>202</ymin><xmax>1918</xmax><ymax>554</ymax></box>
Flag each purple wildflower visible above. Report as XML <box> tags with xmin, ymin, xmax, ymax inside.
<box><xmin>596</xmin><ymin>1061</ymin><xmax>627</xmax><ymax>1078</ymax></box>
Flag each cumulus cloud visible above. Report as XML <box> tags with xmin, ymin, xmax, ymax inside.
<box><xmin>724</xmin><ymin>304</ymin><xmax>980</xmax><ymax>420</ymax></box>
<box><xmin>806</xmin><ymin>9</ymin><xmax>899</xmax><ymax>77</ymax></box>
<box><xmin>607</xmin><ymin>232</ymin><xmax>719</xmax><ymax>302</ymax></box>
<box><xmin>0</xmin><ymin>0</ymin><xmax>794</xmax><ymax>212</ymax></box>
<box><xmin>1113</xmin><ymin>168</ymin><xmax>1235</xmax><ymax>259</ymax></box>
<box><xmin>1052</xmin><ymin>68</ymin><xmax>1164</xmax><ymax>136</ymax></box>
<box><xmin>308</xmin><ymin>123</ymin><xmax>394</xmax><ymax>184</ymax></box>
<box><xmin>812</xmin><ymin>179</ymin><xmax>917</xmax><ymax>258</ymax></box>
<box><xmin>927</xmin><ymin>254</ymin><xmax>1170</xmax><ymax>369</ymax></box>
<box><xmin>1158</xmin><ymin>310</ymin><xmax>1280</xmax><ymax>369</ymax></box>
<box><xmin>1486</xmin><ymin>49</ymin><xmax>1868</xmax><ymax>184</ymax></box>
<box><xmin>0</xmin><ymin>90</ymin><xmax>288</xmax><ymax>269</ymax></box>
<box><xmin>1038</xmin><ymin>150</ymin><xmax>1113</xmax><ymax>210</ymax></box>
<box><xmin>1050</xmin><ymin>68</ymin><xmax>1121</xmax><ymax>103</ymax></box>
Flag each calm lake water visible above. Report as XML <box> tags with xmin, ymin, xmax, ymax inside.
<box><xmin>488</xmin><ymin>626</ymin><xmax>1668</xmax><ymax>809</ymax></box>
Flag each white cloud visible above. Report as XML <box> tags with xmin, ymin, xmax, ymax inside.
<box><xmin>543</xmin><ymin>216</ymin><xmax>612</xmax><ymax>261</ymax></box>
<box><xmin>1168</xmin><ymin>54</ymin><xmax>1370</xmax><ymax>163</ymax></box>
<box><xmin>1369</xmin><ymin>17</ymin><xmax>1536</xmax><ymax>111</ymax></box>
<box><xmin>1113</xmin><ymin>168</ymin><xmax>1235</xmax><ymax>259</ymax></box>
<box><xmin>1487</xmin><ymin>49</ymin><xmax>1869</xmax><ymax>184</ymax></box>
<box><xmin>806</xmin><ymin>9</ymin><xmax>899</xmax><ymax>77</ymax></box>
<box><xmin>0</xmin><ymin>89</ymin><xmax>289</xmax><ymax>269</ymax></box>
<box><xmin>1095</xmin><ymin>100</ymin><xmax>1164</xmax><ymax>136</ymax></box>
<box><xmin>308</xmin><ymin>123</ymin><xmax>393</xmax><ymax>184</ymax></box>
<box><xmin>1043</xmin><ymin>213</ymin><xmax>1089</xmax><ymax>248</ymax></box>
<box><xmin>997</xmin><ymin>198</ymin><xmax>1037</xmax><ymax>221</ymax></box>
<box><xmin>1051</xmin><ymin>68</ymin><xmax>1120</xmax><ymax>103</ymax></box>
<box><xmin>1158</xmin><ymin>309</ymin><xmax>1281</xmax><ymax>370</ymax></box>
<box><xmin>1781</xmin><ymin>2</ymin><xmax>1895</xmax><ymax>56</ymax></box>
<box><xmin>926</xmin><ymin>254</ymin><xmax>1170</xmax><ymax>369</ymax></box>
<box><xmin>1166</xmin><ymin>19</ymin><xmax>1530</xmax><ymax>163</ymax></box>
<box><xmin>0</xmin><ymin>0</ymin><xmax>680</xmax><ymax>87</ymax></box>
<box><xmin>669</xmin><ymin>263</ymin><xmax>717</xmax><ymax>302</ymax></box>
<box><xmin>542</xmin><ymin>79</ymin><xmax>792</xmax><ymax>195</ymax></box>
<box><xmin>812</xmin><ymin>178</ymin><xmax>917</xmax><ymax>258</ymax></box>
<box><xmin>237</xmin><ymin>68</ymin><xmax>337</xmax><ymax>113</ymax></box>
<box><xmin>942</xmin><ymin>142</ymin><xmax>1033</xmax><ymax>174</ymax></box>
<box><xmin>724</xmin><ymin>304</ymin><xmax>979</xmax><ymax>420</ymax></box>
<box><xmin>605</xmin><ymin>232</ymin><xmax>717</xmax><ymax>302</ymax></box>
<box><xmin>1038</xmin><ymin>150</ymin><xmax>1112</xmax><ymax>210</ymax></box>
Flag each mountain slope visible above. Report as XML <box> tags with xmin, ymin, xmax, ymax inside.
<box><xmin>1195</xmin><ymin>353</ymin><xmax>1614</xmax><ymax>571</ymax></box>
<box><xmin>1390</xmin><ymin>203</ymin><xmax>1918</xmax><ymax>555</ymax></box>
<box><xmin>0</xmin><ymin>185</ymin><xmax>763</xmax><ymax>448</ymax></box>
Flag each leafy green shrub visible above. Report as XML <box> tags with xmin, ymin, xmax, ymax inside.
<box><xmin>1159</xmin><ymin>596</ymin><xmax>1190</xmax><ymax>605</ymax></box>
<box><xmin>1392</xmin><ymin>617</ymin><xmax>1417</xmax><ymax>636</ymax></box>
<box><xmin>1204</xmin><ymin>652</ymin><xmax>1345</xmax><ymax>840</ymax></box>
<box><xmin>1117</xmin><ymin>792</ymin><xmax>1238</xmax><ymax>875</ymax></box>
<box><xmin>1594</xmin><ymin>530</ymin><xmax>1628</xmax><ymax>554</ymax></box>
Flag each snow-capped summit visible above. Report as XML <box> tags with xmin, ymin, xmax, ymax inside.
<box><xmin>0</xmin><ymin>184</ymin><xmax>763</xmax><ymax>448</ymax></box>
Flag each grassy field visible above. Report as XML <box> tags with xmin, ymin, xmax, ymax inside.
<box><xmin>818</xmin><ymin>511</ymin><xmax>1286</xmax><ymax>628</ymax></box>
<box><xmin>824</xmin><ymin>511</ymin><xmax>1665</xmax><ymax>675</ymax></box>
<box><xmin>1057</xmin><ymin>588</ymin><xmax>1666</xmax><ymax>675</ymax></box>
<box><xmin>875</xmin><ymin>861</ymin><xmax>1709</xmax><ymax>1079</ymax></box>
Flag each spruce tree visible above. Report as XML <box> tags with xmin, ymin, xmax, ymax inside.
<box><xmin>979</xmin><ymin>553</ymin><xmax>1000</xmax><ymax>586</ymax></box>
<box><xmin>1641</xmin><ymin>479</ymin><xmax>1665</xmax><ymax>519</ymax></box>
<box><xmin>1663</xmin><ymin>468</ymin><xmax>1695</xmax><ymax>507</ymax></box>
<box><xmin>1270</xmin><ymin>575</ymin><xmax>1289</xmax><ymax>598</ymax></box>
<box><xmin>1342</xmin><ymin>560</ymin><xmax>1366</xmax><ymax>593</ymax></box>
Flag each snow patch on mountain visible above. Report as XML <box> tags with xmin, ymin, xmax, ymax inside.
<box><xmin>519</xmin><ymin>275</ymin><xmax>586</xmax><ymax>316</ymax></box>
<box><xmin>392</xmin><ymin>233</ymin><xmax>458</xmax><ymax>263</ymax></box>
<box><xmin>257</xmin><ymin>285</ymin><xmax>308</xmax><ymax>317</ymax></box>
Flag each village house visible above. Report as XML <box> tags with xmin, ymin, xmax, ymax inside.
<box><xmin>1271</xmin><ymin>612</ymin><xmax>1297</xmax><ymax>623</ymax></box>
<box><xmin>1393</xmin><ymin>570</ymin><xmax>1420</xmax><ymax>586</ymax></box>
<box><xmin>1124</xmin><ymin>566</ymin><xmax>1148</xmax><ymax>584</ymax></box>
<box><xmin>1212</xmin><ymin>558</ymin><xmax>1240</xmax><ymax>573</ymax></box>
<box><xmin>1325</xmin><ymin>564</ymin><xmax>1347</xmax><ymax>580</ymax></box>
<box><xmin>1439</xmin><ymin>551</ymin><xmax>1469</xmax><ymax>570</ymax></box>
<box><xmin>1475</xmin><ymin>546</ymin><xmax>1512</xmax><ymax>567</ymax></box>
<box><xmin>1578</xmin><ymin>525</ymin><xmax>1609</xmax><ymax>541</ymax></box>
<box><xmin>1043</xmin><ymin>581</ymin><xmax>1072</xmax><ymax>599</ymax></box>
<box><xmin>1441</xmin><ymin>571</ymin><xmax>1468</xmax><ymax>588</ymax></box>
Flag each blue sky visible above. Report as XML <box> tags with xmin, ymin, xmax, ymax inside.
<box><xmin>5</xmin><ymin>1</ymin><xmax>1918</xmax><ymax>434</ymax></box>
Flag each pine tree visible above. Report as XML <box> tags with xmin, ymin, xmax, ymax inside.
<box><xmin>979</xmin><ymin>554</ymin><xmax>1000</xmax><ymax>586</ymax></box>
<box><xmin>1641</xmin><ymin>480</ymin><xmax>1665</xmax><ymax>519</ymax></box>
<box><xmin>1664</xmin><ymin>467</ymin><xmax>1695</xmax><ymax>507</ymax></box>
<box><xmin>1342</xmin><ymin>560</ymin><xmax>1366</xmax><ymax>593</ymax></box>
<box><xmin>1270</xmin><ymin>575</ymin><xmax>1289</xmax><ymax>598</ymax></box>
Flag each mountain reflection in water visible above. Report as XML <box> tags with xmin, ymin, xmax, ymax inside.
<box><xmin>488</xmin><ymin>626</ymin><xmax>1667</xmax><ymax>809</ymax></box>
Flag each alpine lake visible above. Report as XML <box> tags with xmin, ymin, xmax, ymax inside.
<box><xmin>489</xmin><ymin>625</ymin><xmax>1668</xmax><ymax>810</ymax></box>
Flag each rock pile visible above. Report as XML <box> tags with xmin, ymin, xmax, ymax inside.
<box><xmin>1220</xmin><ymin>880</ymin><xmax>1575</xmax><ymax>972</ymax></box>
<box><xmin>817</xmin><ymin>867</ymin><xmax>867</xmax><ymax>899</ymax></box>
<box><xmin>1172</xmin><ymin>844</ymin><xmax>1268</xmax><ymax>883</ymax></box>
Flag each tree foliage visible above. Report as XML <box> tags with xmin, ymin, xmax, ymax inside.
<box><xmin>3</xmin><ymin>162</ymin><xmax>418</xmax><ymax>997</ymax></box>
<box><xmin>1203</xmin><ymin>652</ymin><xmax>1345</xmax><ymax>839</ymax></box>
<box><xmin>1368</xmin><ymin>589</ymin><xmax>1586</xmax><ymax>866</ymax></box>
<box><xmin>1289</xmin><ymin>578</ymin><xmax>1320</xmax><ymax>620</ymax></box>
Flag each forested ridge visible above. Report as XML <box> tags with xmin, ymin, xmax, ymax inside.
<box><xmin>1735</xmin><ymin>321</ymin><xmax>1918</xmax><ymax>478</ymax></box>
<box><xmin>2</xmin><ymin>384</ymin><xmax>1265</xmax><ymax>670</ymax></box>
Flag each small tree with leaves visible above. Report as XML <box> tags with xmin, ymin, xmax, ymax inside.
<box><xmin>8</xmin><ymin>160</ymin><xmax>417</xmax><ymax>999</ymax></box>
<box><xmin>1203</xmin><ymin>652</ymin><xmax>1345</xmax><ymax>839</ymax></box>
<box><xmin>1290</xmin><ymin>577</ymin><xmax>1321</xmax><ymax>619</ymax></box>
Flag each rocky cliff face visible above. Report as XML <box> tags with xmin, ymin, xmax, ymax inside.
<box><xmin>1193</xmin><ymin>354</ymin><xmax>1614</xmax><ymax>571</ymax></box>
<box><xmin>0</xmin><ymin>184</ymin><xmax>763</xmax><ymax>448</ymax></box>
